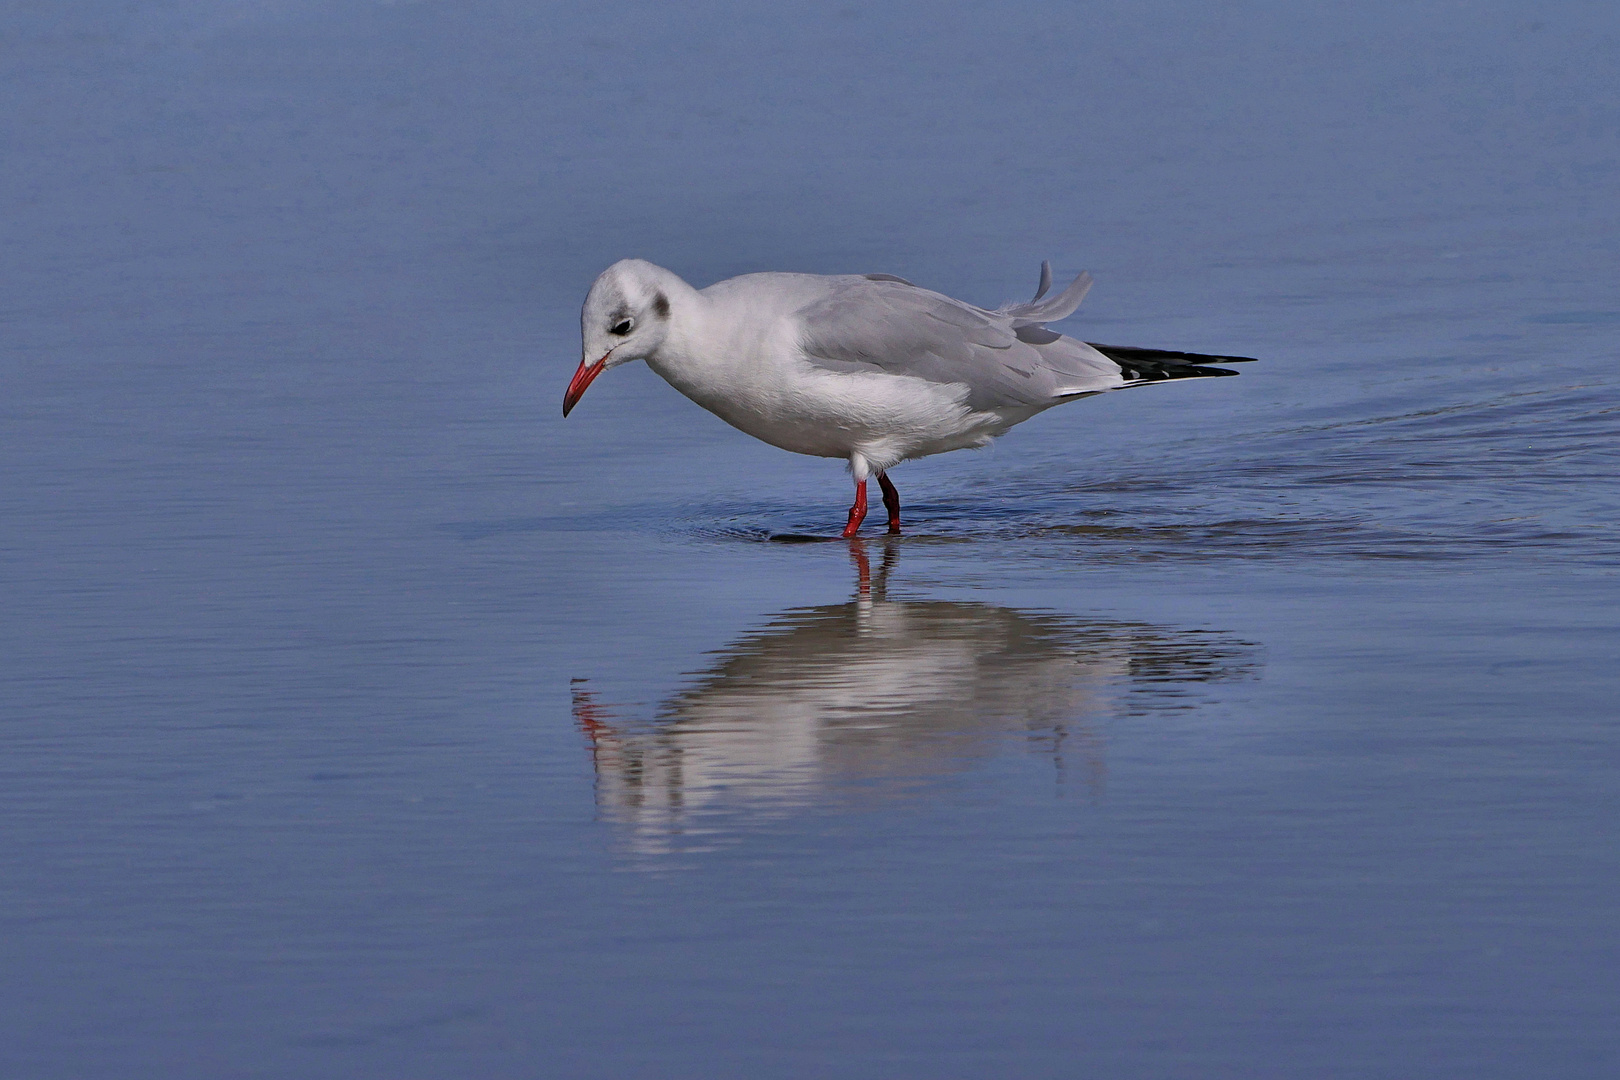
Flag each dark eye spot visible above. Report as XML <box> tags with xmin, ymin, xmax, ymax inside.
<box><xmin>653</xmin><ymin>292</ymin><xmax>670</xmax><ymax>318</ymax></box>
<box><xmin>611</xmin><ymin>319</ymin><xmax>633</xmax><ymax>336</ymax></box>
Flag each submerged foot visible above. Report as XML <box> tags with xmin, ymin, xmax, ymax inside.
<box><xmin>877</xmin><ymin>472</ymin><xmax>901</xmax><ymax>534</ymax></box>
<box><xmin>840</xmin><ymin>478</ymin><xmax>869</xmax><ymax>538</ymax></box>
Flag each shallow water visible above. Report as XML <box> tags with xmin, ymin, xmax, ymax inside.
<box><xmin>4</xmin><ymin>2</ymin><xmax>1619</xmax><ymax>1077</ymax></box>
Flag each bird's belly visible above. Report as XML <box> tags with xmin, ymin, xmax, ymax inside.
<box><xmin>653</xmin><ymin>360</ymin><xmax>997</xmax><ymax>463</ymax></box>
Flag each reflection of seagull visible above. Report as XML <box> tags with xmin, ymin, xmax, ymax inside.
<box><xmin>564</xmin><ymin>260</ymin><xmax>1254</xmax><ymax>536</ymax></box>
<box><xmin>574</xmin><ymin>543</ymin><xmax>1256</xmax><ymax>850</ymax></box>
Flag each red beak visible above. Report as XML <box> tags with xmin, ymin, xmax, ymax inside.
<box><xmin>562</xmin><ymin>356</ymin><xmax>608</xmax><ymax>417</ymax></box>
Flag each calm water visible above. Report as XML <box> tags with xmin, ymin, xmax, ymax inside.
<box><xmin>4</xmin><ymin>2</ymin><xmax>1618</xmax><ymax>1077</ymax></box>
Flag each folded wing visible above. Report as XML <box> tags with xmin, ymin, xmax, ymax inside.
<box><xmin>796</xmin><ymin>272</ymin><xmax>1124</xmax><ymax>412</ymax></box>
<box><xmin>796</xmin><ymin>265</ymin><xmax>1254</xmax><ymax>412</ymax></box>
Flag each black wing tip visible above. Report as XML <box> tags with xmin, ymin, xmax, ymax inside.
<box><xmin>1087</xmin><ymin>342</ymin><xmax>1259</xmax><ymax>364</ymax></box>
<box><xmin>1086</xmin><ymin>341</ymin><xmax>1257</xmax><ymax>382</ymax></box>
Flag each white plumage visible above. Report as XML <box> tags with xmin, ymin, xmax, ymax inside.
<box><xmin>565</xmin><ymin>259</ymin><xmax>1252</xmax><ymax>536</ymax></box>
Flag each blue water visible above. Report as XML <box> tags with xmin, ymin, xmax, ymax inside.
<box><xmin>4</xmin><ymin>2</ymin><xmax>1618</xmax><ymax>1077</ymax></box>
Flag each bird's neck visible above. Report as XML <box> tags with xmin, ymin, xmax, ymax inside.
<box><xmin>644</xmin><ymin>278</ymin><xmax>729</xmax><ymax>390</ymax></box>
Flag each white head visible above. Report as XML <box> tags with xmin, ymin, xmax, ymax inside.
<box><xmin>564</xmin><ymin>259</ymin><xmax>679</xmax><ymax>417</ymax></box>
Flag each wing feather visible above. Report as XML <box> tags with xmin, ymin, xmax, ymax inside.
<box><xmin>795</xmin><ymin>275</ymin><xmax>1122</xmax><ymax>411</ymax></box>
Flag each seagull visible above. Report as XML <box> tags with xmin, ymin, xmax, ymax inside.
<box><xmin>565</xmin><ymin>259</ymin><xmax>1254</xmax><ymax>537</ymax></box>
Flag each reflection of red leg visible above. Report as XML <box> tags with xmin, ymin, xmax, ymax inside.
<box><xmin>849</xmin><ymin>538</ymin><xmax>871</xmax><ymax>596</ymax></box>
<box><xmin>876</xmin><ymin>472</ymin><xmax>901</xmax><ymax>534</ymax></box>
<box><xmin>840</xmin><ymin>479</ymin><xmax>868</xmax><ymax>538</ymax></box>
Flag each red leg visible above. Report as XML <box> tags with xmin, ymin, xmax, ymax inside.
<box><xmin>876</xmin><ymin>471</ymin><xmax>901</xmax><ymax>534</ymax></box>
<box><xmin>840</xmin><ymin>479</ymin><xmax>868</xmax><ymax>538</ymax></box>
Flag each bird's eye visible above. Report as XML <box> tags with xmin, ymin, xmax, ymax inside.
<box><xmin>610</xmin><ymin>319</ymin><xmax>634</xmax><ymax>336</ymax></box>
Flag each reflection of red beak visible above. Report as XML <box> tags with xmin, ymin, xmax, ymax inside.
<box><xmin>562</xmin><ymin>355</ymin><xmax>608</xmax><ymax>417</ymax></box>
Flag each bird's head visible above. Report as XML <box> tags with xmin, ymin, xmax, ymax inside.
<box><xmin>565</xmin><ymin>259</ymin><xmax>677</xmax><ymax>417</ymax></box>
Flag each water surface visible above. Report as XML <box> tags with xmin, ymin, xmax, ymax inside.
<box><xmin>3</xmin><ymin>2</ymin><xmax>1618</xmax><ymax>1077</ymax></box>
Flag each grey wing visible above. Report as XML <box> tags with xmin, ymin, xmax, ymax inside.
<box><xmin>796</xmin><ymin>276</ymin><xmax>1123</xmax><ymax>413</ymax></box>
